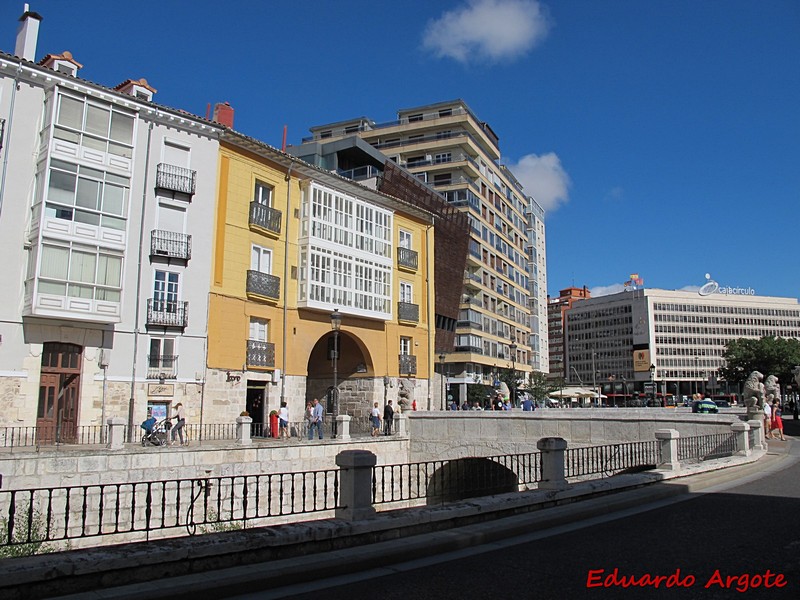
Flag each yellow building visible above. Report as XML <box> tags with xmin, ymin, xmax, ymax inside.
<box><xmin>206</xmin><ymin>131</ymin><xmax>435</xmax><ymax>426</ymax></box>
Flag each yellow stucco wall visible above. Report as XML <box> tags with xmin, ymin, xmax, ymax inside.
<box><xmin>208</xmin><ymin>141</ymin><xmax>434</xmax><ymax>384</ymax></box>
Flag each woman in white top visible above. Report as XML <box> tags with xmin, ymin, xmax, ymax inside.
<box><xmin>171</xmin><ymin>403</ymin><xmax>186</xmax><ymax>446</ymax></box>
<box><xmin>278</xmin><ymin>401</ymin><xmax>290</xmax><ymax>439</ymax></box>
<box><xmin>370</xmin><ymin>402</ymin><xmax>381</xmax><ymax>437</ymax></box>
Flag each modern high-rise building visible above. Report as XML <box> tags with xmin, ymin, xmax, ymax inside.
<box><xmin>564</xmin><ymin>287</ymin><xmax>800</xmax><ymax>403</ymax></box>
<box><xmin>293</xmin><ymin>100</ymin><xmax>548</xmax><ymax>403</ymax></box>
<box><xmin>547</xmin><ymin>286</ymin><xmax>591</xmax><ymax>382</ymax></box>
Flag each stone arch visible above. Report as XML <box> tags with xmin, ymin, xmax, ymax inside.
<box><xmin>425</xmin><ymin>457</ymin><xmax>519</xmax><ymax>505</ymax></box>
<box><xmin>306</xmin><ymin>330</ymin><xmax>377</xmax><ymax>417</ymax></box>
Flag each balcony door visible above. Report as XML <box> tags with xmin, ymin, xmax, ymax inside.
<box><xmin>37</xmin><ymin>343</ymin><xmax>82</xmax><ymax>443</ymax></box>
<box><xmin>154</xmin><ymin>270</ymin><xmax>179</xmax><ymax>313</ymax></box>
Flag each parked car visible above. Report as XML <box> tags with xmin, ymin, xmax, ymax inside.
<box><xmin>714</xmin><ymin>400</ymin><xmax>731</xmax><ymax>408</ymax></box>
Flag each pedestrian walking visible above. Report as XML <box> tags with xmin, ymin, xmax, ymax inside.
<box><xmin>770</xmin><ymin>399</ymin><xmax>786</xmax><ymax>441</ymax></box>
<box><xmin>278</xmin><ymin>401</ymin><xmax>290</xmax><ymax>439</ymax></box>
<box><xmin>370</xmin><ymin>401</ymin><xmax>381</xmax><ymax>436</ymax></box>
<box><xmin>764</xmin><ymin>400</ymin><xmax>774</xmax><ymax>439</ymax></box>
<box><xmin>383</xmin><ymin>400</ymin><xmax>394</xmax><ymax>436</ymax></box>
<box><xmin>308</xmin><ymin>398</ymin><xmax>324</xmax><ymax>440</ymax></box>
<box><xmin>170</xmin><ymin>402</ymin><xmax>186</xmax><ymax>446</ymax></box>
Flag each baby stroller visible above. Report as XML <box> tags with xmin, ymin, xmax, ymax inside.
<box><xmin>141</xmin><ymin>417</ymin><xmax>171</xmax><ymax>446</ymax></box>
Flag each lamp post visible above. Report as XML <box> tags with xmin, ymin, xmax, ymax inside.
<box><xmin>591</xmin><ymin>351</ymin><xmax>597</xmax><ymax>407</ymax></box>
<box><xmin>694</xmin><ymin>355</ymin><xmax>699</xmax><ymax>397</ymax></box>
<box><xmin>621</xmin><ymin>375</ymin><xmax>627</xmax><ymax>407</ymax></box>
<box><xmin>649</xmin><ymin>363</ymin><xmax>656</xmax><ymax>407</ymax></box>
<box><xmin>439</xmin><ymin>353</ymin><xmax>446</xmax><ymax>410</ymax></box>
<box><xmin>330</xmin><ymin>309</ymin><xmax>341</xmax><ymax>438</ymax></box>
<box><xmin>509</xmin><ymin>339</ymin><xmax>517</xmax><ymax>406</ymax></box>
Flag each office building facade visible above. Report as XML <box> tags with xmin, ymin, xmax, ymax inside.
<box><xmin>565</xmin><ymin>288</ymin><xmax>800</xmax><ymax>402</ymax></box>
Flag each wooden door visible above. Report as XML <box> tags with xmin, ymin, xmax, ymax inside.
<box><xmin>36</xmin><ymin>343</ymin><xmax>82</xmax><ymax>444</ymax></box>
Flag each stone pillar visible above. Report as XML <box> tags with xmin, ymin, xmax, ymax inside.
<box><xmin>537</xmin><ymin>437</ymin><xmax>569</xmax><ymax>491</ymax></box>
<box><xmin>655</xmin><ymin>429</ymin><xmax>680</xmax><ymax>471</ymax></box>
<box><xmin>107</xmin><ymin>417</ymin><xmax>126</xmax><ymax>450</ymax></box>
<box><xmin>236</xmin><ymin>416</ymin><xmax>252</xmax><ymax>445</ymax></box>
<box><xmin>731</xmin><ymin>422</ymin><xmax>751</xmax><ymax>456</ymax></box>
<box><xmin>336</xmin><ymin>415</ymin><xmax>351</xmax><ymax>440</ymax></box>
<box><xmin>394</xmin><ymin>412</ymin><xmax>408</xmax><ymax>436</ymax></box>
<box><xmin>335</xmin><ymin>450</ymin><xmax>377</xmax><ymax>520</ymax></box>
<box><xmin>748</xmin><ymin>419</ymin><xmax>766</xmax><ymax>450</ymax></box>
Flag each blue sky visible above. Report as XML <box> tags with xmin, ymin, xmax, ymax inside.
<box><xmin>3</xmin><ymin>1</ymin><xmax>798</xmax><ymax>299</ymax></box>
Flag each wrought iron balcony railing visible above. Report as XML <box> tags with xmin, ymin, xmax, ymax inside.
<box><xmin>150</xmin><ymin>230</ymin><xmax>192</xmax><ymax>260</ymax></box>
<box><xmin>246</xmin><ymin>270</ymin><xmax>280</xmax><ymax>302</ymax></box>
<box><xmin>249</xmin><ymin>202</ymin><xmax>282</xmax><ymax>236</ymax></box>
<box><xmin>397</xmin><ymin>301</ymin><xmax>419</xmax><ymax>323</ymax></box>
<box><xmin>156</xmin><ymin>163</ymin><xmax>197</xmax><ymax>196</ymax></box>
<box><xmin>146</xmin><ymin>299</ymin><xmax>188</xmax><ymax>328</ymax></box>
<box><xmin>246</xmin><ymin>340</ymin><xmax>276</xmax><ymax>369</ymax></box>
<box><xmin>147</xmin><ymin>355</ymin><xmax>178</xmax><ymax>380</ymax></box>
<box><xmin>398</xmin><ymin>354</ymin><xmax>417</xmax><ymax>376</ymax></box>
<box><xmin>397</xmin><ymin>247</ymin><xmax>418</xmax><ymax>271</ymax></box>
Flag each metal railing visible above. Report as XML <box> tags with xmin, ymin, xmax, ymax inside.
<box><xmin>565</xmin><ymin>441</ymin><xmax>659</xmax><ymax>478</ymax></box>
<box><xmin>373</xmin><ymin>452</ymin><xmax>541</xmax><ymax>506</ymax></box>
<box><xmin>246</xmin><ymin>340</ymin><xmax>275</xmax><ymax>369</ymax></box>
<box><xmin>248</xmin><ymin>202</ymin><xmax>282</xmax><ymax>235</ymax></box>
<box><xmin>0</xmin><ymin>425</ymin><xmax>121</xmax><ymax>449</ymax></box>
<box><xmin>146</xmin><ymin>299</ymin><xmax>188</xmax><ymax>328</ymax></box>
<box><xmin>150</xmin><ymin>230</ymin><xmax>192</xmax><ymax>260</ymax></box>
<box><xmin>156</xmin><ymin>163</ymin><xmax>196</xmax><ymax>196</ymax></box>
<box><xmin>0</xmin><ymin>469</ymin><xmax>339</xmax><ymax>549</ymax></box>
<box><xmin>397</xmin><ymin>301</ymin><xmax>419</xmax><ymax>323</ymax></box>
<box><xmin>246</xmin><ymin>270</ymin><xmax>280</xmax><ymax>301</ymax></box>
<box><xmin>397</xmin><ymin>247</ymin><xmax>418</xmax><ymax>270</ymax></box>
<box><xmin>677</xmin><ymin>434</ymin><xmax>738</xmax><ymax>462</ymax></box>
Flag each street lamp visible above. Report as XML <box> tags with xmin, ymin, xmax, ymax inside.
<box><xmin>694</xmin><ymin>355</ymin><xmax>699</xmax><ymax>397</ymax></box>
<box><xmin>439</xmin><ymin>353</ymin><xmax>446</xmax><ymax>410</ymax></box>
<box><xmin>509</xmin><ymin>339</ymin><xmax>518</xmax><ymax>406</ymax></box>
<box><xmin>591</xmin><ymin>351</ymin><xmax>597</xmax><ymax>407</ymax></box>
<box><xmin>330</xmin><ymin>309</ymin><xmax>342</xmax><ymax>438</ymax></box>
<box><xmin>649</xmin><ymin>364</ymin><xmax>656</xmax><ymax>407</ymax></box>
<box><xmin>621</xmin><ymin>375</ymin><xmax>627</xmax><ymax>407</ymax></box>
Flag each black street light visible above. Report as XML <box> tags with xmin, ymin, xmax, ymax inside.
<box><xmin>330</xmin><ymin>309</ymin><xmax>342</xmax><ymax>438</ymax></box>
<box><xmin>509</xmin><ymin>339</ymin><xmax>518</xmax><ymax>406</ymax></box>
<box><xmin>694</xmin><ymin>356</ymin><xmax>699</xmax><ymax>397</ymax></box>
<box><xmin>439</xmin><ymin>353</ymin><xmax>446</xmax><ymax>410</ymax></box>
<box><xmin>649</xmin><ymin>363</ymin><xmax>656</xmax><ymax>407</ymax></box>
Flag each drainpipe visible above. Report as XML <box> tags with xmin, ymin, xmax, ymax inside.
<box><xmin>425</xmin><ymin>220</ymin><xmax>434</xmax><ymax>410</ymax></box>
<box><xmin>0</xmin><ymin>62</ymin><xmax>23</xmax><ymax>223</ymax></box>
<box><xmin>128</xmin><ymin>121</ymin><xmax>154</xmax><ymax>440</ymax></box>
<box><xmin>280</xmin><ymin>159</ymin><xmax>295</xmax><ymax>408</ymax></box>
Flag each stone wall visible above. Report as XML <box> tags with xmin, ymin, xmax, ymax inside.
<box><xmin>406</xmin><ymin>408</ymin><xmax>744</xmax><ymax>462</ymax></box>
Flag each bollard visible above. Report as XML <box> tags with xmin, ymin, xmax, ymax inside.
<box><xmin>731</xmin><ymin>422</ymin><xmax>751</xmax><ymax>456</ymax></box>
<box><xmin>654</xmin><ymin>429</ymin><xmax>680</xmax><ymax>471</ymax></box>
<box><xmin>336</xmin><ymin>415</ymin><xmax>351</xmax><ymax>440</ymax></box>
<box><xmin>536</xmin><ymin>437</ymin><xmax>569</xmax><ymax>491</ymax></box>
<box><xmin>394</xmin><ymin>412</ymin><xmax>408</xmax><ymax>436</ymax></box>
<box><xmin>236</xmin><ymin>415</ymin><xmax>253</xmax><ymax>445</ymax></box>
<box><xmin>106</xmin><ymin>417</ymin><xmax>126</xmax><ymax>450</ymax></box>
<box><xmin>335</xmin><ymin>450</ymin><xmax>377</xmax><ymax>520</ymax></box>
<box><xmin>747</xmin><ymin>419</ymin><xmax>766</xmax><ymax>450</ymax></box>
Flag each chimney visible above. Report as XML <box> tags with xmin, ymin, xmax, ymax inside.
<box><xmin>212</xmin><ymin>102</ymin><xmax>234</xmax><ymax>128</ymax></box>
<box><xmin>15</xmin><ymin>4</ymin><xmax>43</xmax><ymax>61</ymax></box>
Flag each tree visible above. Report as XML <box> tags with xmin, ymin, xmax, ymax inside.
<box><xmin>524</xmin><ymin>371</ymin><xmax>562</xmax><ymax>402</ymax></box>
<box><xmin>719</xmin><ymin>336</ymin><xmax>800</xmax><ymax>387</ymax></box>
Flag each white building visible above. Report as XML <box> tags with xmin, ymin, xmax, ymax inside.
<box><xmin>0</xmin><ymin>8</ymin><xmax>222</xmax><ymax>440</ymax></box>
<box><xmin>526</xmin><ymin>197</ymin><xmax>548</xmax><ymax>373</ymax></box>
<box><xmin>565</xmin><ymin>287</ymin><xmax>800</xmax><ymax>401</ymax></box>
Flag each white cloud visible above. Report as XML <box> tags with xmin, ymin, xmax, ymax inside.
<box><xmin>506</xmin><ymin>152</ymin><xmax>570</xmax><ymax>212</ymax></box>
<box><xmin>590</xmin><ymin>283</ymin><xmax>626</xmax><ymax>297</ymax></box>
<box><xmin>679</xmin><ymin>285</ymin><xmax>701</xmax><ymax>293</ymax></box>
<box><xmin>422</xmin><ymin>0</ymin><xmax>551</xmax><ymax>63</ymax></box>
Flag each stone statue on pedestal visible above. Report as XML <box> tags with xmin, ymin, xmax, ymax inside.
<box><xmin>742</xmin><ymin>371</ymin><xmax>765</xmax><ymax>421</ymax></box>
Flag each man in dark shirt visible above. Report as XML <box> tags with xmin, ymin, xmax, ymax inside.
<box><xmin>383</xmin><ymin>400</ymin><xmax>394</xmax><ymax>435</ymax></box>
